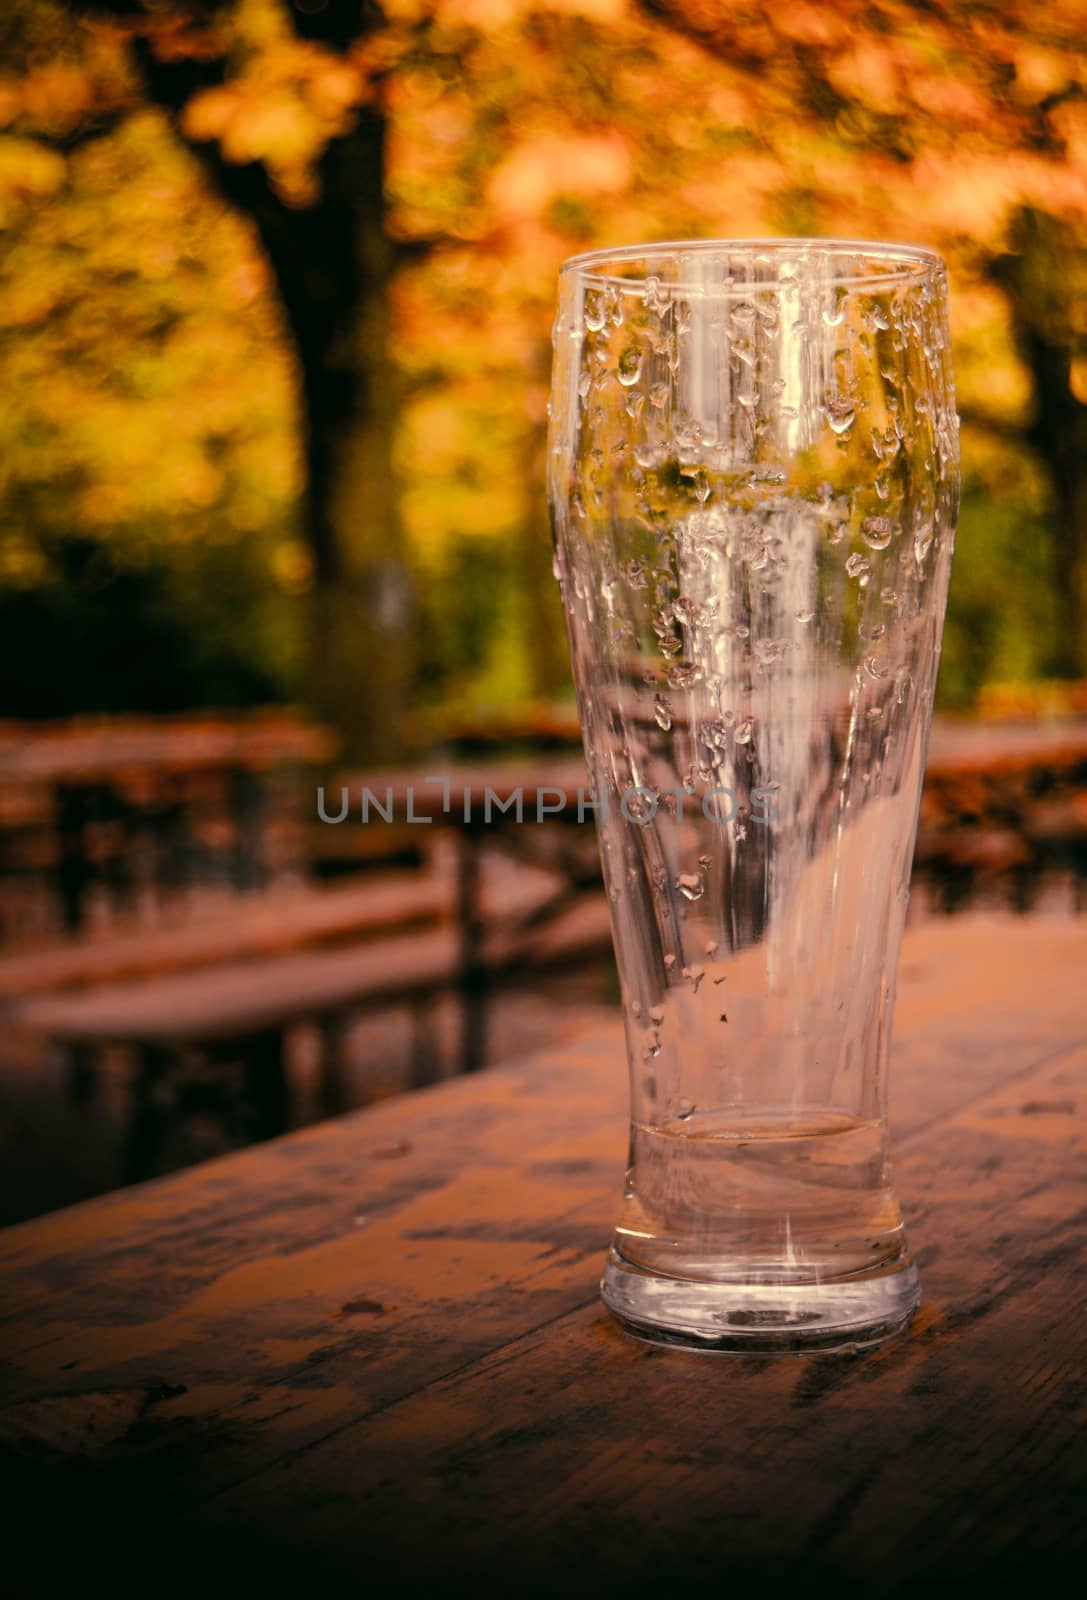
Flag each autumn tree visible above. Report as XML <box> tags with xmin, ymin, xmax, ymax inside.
<box><xmin>639</xmin><ymin>0</ymin><xmax>1087</xmax><ymax>675</ymax></box>
<box><xmin>58</xmin><ymin>0</ymin><xmax>411</xmax><ymax>761</ymax></box>
<box><xmin>5</xmin><ymin>0</ymin><xmax>1085</xmax><ymax>729</ymax></box>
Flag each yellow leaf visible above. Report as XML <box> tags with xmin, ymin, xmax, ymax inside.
<box><xmin>181</xmin><ymin>86</ymin><xmax>240</xmax><ymax>145</ymax></box>
<box><xmin>0</xmin><ymin>137</ymin><xmax>66</xmax><ymax>201</ymax></box>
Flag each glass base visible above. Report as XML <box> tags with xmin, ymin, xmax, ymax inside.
<box><xmin>600</xmin><ymin>1246</ymin><xmax>921</xmax><ymax>1355</ymax></box>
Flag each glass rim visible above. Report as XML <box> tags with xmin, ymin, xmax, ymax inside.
<box><xmin>558</xmin><ymin>237</ymin><xmax>946</xmax><ymax>293</ymax></box>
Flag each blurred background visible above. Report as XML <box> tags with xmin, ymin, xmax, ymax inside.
<box><xmin>1</xmin><ymin>0</ymin><xmax>1084</xmax><ymax>1223</ymax></box>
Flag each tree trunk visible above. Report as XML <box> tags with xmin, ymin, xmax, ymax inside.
<box><xmin>994</xmin><ymin>211</ymin><xmax>1087</xmax><ymax>680</ymax></box>
<box><xmin>131</xmin><ymin>30</ymin><xmax>411</xmax><ymax>766</ymax></box>
<box><xmin>297</xmin><ymin>112</ymin><xmax>413</xmax><ymax>767</ymax></box>
<box><xmin>1019</xmin><ymin>330</ymin><xmax>1087</xmax><ymax>680</ymax></box>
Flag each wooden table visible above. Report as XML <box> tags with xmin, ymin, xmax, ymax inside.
<box><xmin>0</xmin><ymin>715</ymin><xmax>332</xmax><ymax>786</ymax></box>
<box><xmin>0</xmin><ymin>713</ymin><xmax>334</xmax><ymax>931</ymax></box>
<box><xmin>0</xmin><ymin>913</ymin><xmax>1084</xmax><ymax>1592</ymax></box>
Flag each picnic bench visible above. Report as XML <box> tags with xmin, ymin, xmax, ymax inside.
<box><xmin>322</xmin><ymin>760</ymin><xmax>598</xmax><ymax>1068</ymax></box>
<box><xmin>917</xmin><ymin>718</ymin><xmax>1087</xmax><ymax>909</ymax></box>
<box><xmin>0</xmin><ymin>911</ymin><xmax>1082</xmax><ymax>1592</ymax></box>
<box><xmin>0</xmin><ymin>874</ymin><xmax>452</xmax><ymax>1001</ymax></box>
<box><xmin>12</xmin><ymin>857</ymin><xmax>611</xmax><ymax>1179</ymax></box>
<box><xmin>0</xmin><ymin>712</ymin><xmax>333</xmax><ymax>933</ymax></box>
<box><xmin>0</xmin><ymin>869</ymin><xmax>466</xmax><ymax>1165</ymax></box>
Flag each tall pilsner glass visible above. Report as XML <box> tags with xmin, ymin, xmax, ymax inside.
<box><xmin>548</xmin><ymin>240</ymin><xmax>958</xmax><ymax>1351</ymax></box>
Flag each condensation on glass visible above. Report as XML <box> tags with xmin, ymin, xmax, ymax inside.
<box><xmin>548</xmin><ymin>240</ymin><xmax>959</xmax><ymax>1351</ymax></box>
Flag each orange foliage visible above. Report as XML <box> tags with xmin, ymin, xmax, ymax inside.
<box><xmin>488</xmin><ymin>132</ymin><xmax>632</xmax><ymax>222</ymax></box>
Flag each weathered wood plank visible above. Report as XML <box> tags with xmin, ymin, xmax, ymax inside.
<box><xmin>0</xmin><ymin>915</ymin><xmax>1083</xmax><ymax>1590</ymax></box>
<box><xmin>0</xmin><ymin>715</ymin><xmax>332</xmax><ymax>785</ymax></box>
<box><xmin>66</xmin><ymin>1044</ymin><xmax>1085</xmax><ymax>1593</ymax></box>
<box><xmin>11</xmin><ymin>866</ymin><xmax>584</xmax><ymax>1043</ymax></box>
<box><xmin>0</xmin><ymin>875</ymin><xmax>451</xmax><ymax>1000</ymax></box>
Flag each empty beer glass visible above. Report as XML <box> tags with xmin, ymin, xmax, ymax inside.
<box><xmin>547</xmin><ymin>240</ymin><xmax>958</xmax><ymax>1351</ymax></box>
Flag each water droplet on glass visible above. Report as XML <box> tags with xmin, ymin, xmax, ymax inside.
<box><xmin>734</xmin><ymin>718</ymin><xmax>754</xmax><ymax>745</ymax></box>
<box><xmin>577</xmin><ymin>370</ymin><xmax>591</xmax><ymax>400</ymax></box>
<box><xmin>664</xmin><ymin>953</ymin><xmax>677</xmax><ymax>970</ymax></box>
<box><xmin>795</xmin><ymin>608</ymin><xmax>815</xmax><ymax>624</ymax></box>
<box><xmin>862</xmin><ymin>515</ymin><xmax>894</xmax><ymax>550</ymax></box>
<box><xmin>865</xmin><ymin>656</ymin><xmax>890</xmax><ymax>681</ymax></box>
<box><xmin>704</xmin><ymin>938</ymin><xmax>719</xmax><ymax>956</ymax></box>
<box><xmin>643</xmin><ymin>1036</ymin><xmax>661</xmax><ymax>1062</ymax></box>
<box><xmin>866</xmin><ymin>705</ymin><xmax>884</xmax><ymax>723</ymax></box>
<box><xmin>648</xmin><ymin>1005</ymin><xmax>665</xmax><ymax>1025</ymax></box>
<box><xmin>846</xmin><ymin>552</ymin><xmax>871</xmax><ymax>580</ymax></box>
<box><xmin>914</xmin><ymin>523</ymin><xmax>934</xmax><ymax>563</ymax></box>
<box><xmin>649</xmin><ymin>382</ymin><xmax>669</xmax><ymax>409</ymax></box>
<box><xmin>682</xmin><ymin>964</ymin><xmax>705</xmax><ymax>992</ymax></box>
<box><xmin>676</xmin><ymin>1098</ymin><xmax>696</xmax><ymax>1120</ymax></box>
<box><xmin>627</xmin><ymin>558</ymin><xmax>647</xmax><ymax>589</ymax></box>
<box><xmin>675</xmin><ymin>872</ymin><xmax>704</xmax><ymax>901</ymax></box>
<box><xmin>654</xmin><ymin>693</ymin><xmax>673</xmax><ymax>732</ymax></box>
<box><xmin>643</xmin><ymin>274</ymin><xmax>666</xmax><ymax>313</ymax></box>
<box><xmin>668</xmin><ymin>660</ymin><xmax>702</xmax><ymax>689</ymax></box>
<box><xmin>828</xmin><ymin>407</ymin><xmax>856</xmax><ymax>436</ymax></box>
<box><xmin>617</xmin><ymin>346</ymin><xmax>643</xmax><ymax>387</ymax></box>
<box><xmin>584</xmin><ymin>291</ymin><xmax>605</xmax><ymax>332</ymax></box>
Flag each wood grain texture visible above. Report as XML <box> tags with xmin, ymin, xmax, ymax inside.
<box><xmin>11</xmin><ymin>861</ymin><xmax>589</xmax><ymax>1043</ymax></box>
<box><xmin>0</xmin><ymin>875</ymin><xmax>451</xmax><ymax>1000</ymax></box>
<box><xmin>0</xmin><ymin>715</ymin><xmax>331</xmax><ymax>785</ymax></box>
<box><xmin>0</xmin><ymin>913</ymin><xmax>1084</xmax><ymax>1594</ymax></box>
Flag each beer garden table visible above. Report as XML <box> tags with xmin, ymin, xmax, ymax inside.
<box><xmin>0</xmin><ymin>715</ymin><xmax>333</xmax><ymax>930</ymax></box>
<box><xmin>0</xmin><ymin>911</ymin><xmax>1083</xmax><ymax>1592</ymax></box>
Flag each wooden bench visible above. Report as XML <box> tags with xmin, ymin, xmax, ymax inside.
<box><xmin>0</xmin><ymin>873</ymin><xmax>453</xmax><ymax>1001</ymax></box>
<box><xmin>14</xmin><ymin>872</ymin><xmax>613</xmax><ymax>1180</ymax></box>
<box><xmin>915</xmin><ymin>718</ymin><xmax>1087</xmax><ymax>909</ymax></box>
<box><xmin>0</xmin><ymin>712</ymin><xmax>334</xmax><ymax>932</ymax></box>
